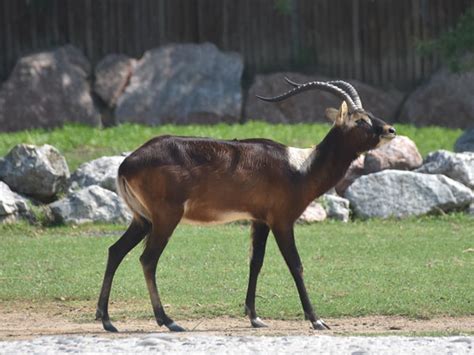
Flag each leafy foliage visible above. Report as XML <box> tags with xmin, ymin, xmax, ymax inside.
<box><xmin>418</xmin><ymin>7</ymin><xmax>474</xmax><ymax>72</ymax></box>
<box><xmin>274</xmin><ymin>0</ymin><xmax>292</xmax><ymax>15</ymax></box>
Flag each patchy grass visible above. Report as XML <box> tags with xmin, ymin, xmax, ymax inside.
<box><xmin>0</xmin><ymin>215</ymin><xmax>472</xmax><ymax>321</ymax></box>
<box><xmin>0</xmin><ymin>122</ymin><xmax>462</xmax><ymax>171</ymax></box>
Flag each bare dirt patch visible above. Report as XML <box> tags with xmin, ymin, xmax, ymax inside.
<box><xmin>1</xmin><ymin>301</ymin><xmax>472</xmax><ymax>340</ymax></box>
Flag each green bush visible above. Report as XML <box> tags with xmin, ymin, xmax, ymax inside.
<box><xmin>418</xmin><ymin>7</ymin><xmax>474</xmax><ymax>72</ymax></box>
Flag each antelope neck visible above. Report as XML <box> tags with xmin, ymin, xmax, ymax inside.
<box><xmin>302</xmin><ymin>128</ymin><xmax>358</xmax><ymax>202</ymax></box>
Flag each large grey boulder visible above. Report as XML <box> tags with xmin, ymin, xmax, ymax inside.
<box><xmin>245</xmin><ymin>72</ymin><xmax>403</xmax><ymax>123</ymax></box>
<box><xmin>322</xmin><ymin>194</ymin><xmax>350</xmax><ymax>222</ymax></box>
<box><xmin>94</xmin><ymin>54</ymin><xmax>136</xmax><ymax>109</ymax></box>
<box><xmin>399</xmin><ymin>69</ymin><xmax>474</xmax><ymax>128</ymax></box>
<box><xmin>0</xmin><ymin>144</ymin><xmax>70</xmax><ymax>201</ymax></box>
<box><xmin>416</xmin><ymin>150</ymin><xmax>474</xmax><ymax>189</ymax></box>
<box><xmin>49</xmin><ymin>185</ymin><xmax>131</xmax><ymax>224</ymax></box>
<box><xmin>69</xmin><ymin>156</ymin><xmax>125</xmax><ymax>192</ymax></box>
<box><xmin>0</xmin><ymin>181</ymin><xmax>30</xmax><ymax>223</ymax></box>
<box><xmin>455</xmin><ymin>127</ymin><xmax>474</xmax><ymax>152</ymax></box>
<box><xmin>345</xmin><ymin>170</ymin><xmax>473</xmax><ymax>219</ymax></box>
<box><xmin>0</xmin><ymin>45</ymin><xmax>101</xmax><ymax>132</ymax></box>
<box><xmin>116</xmin><ymin>43</ymin><xmax>243</xmax><ymax>124</ymax></box>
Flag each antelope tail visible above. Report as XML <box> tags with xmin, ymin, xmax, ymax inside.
<box><xmin>116</xmin><ymin>175</ymin><xmax>152</xmax><ymax>223</ymax></box>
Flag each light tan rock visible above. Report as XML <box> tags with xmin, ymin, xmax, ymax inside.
<box><xmin>298</xmin><ymin>201</ymin><xmax>327</xmax><ymax>223</ymax></box>
<box><xmin>364</xmin><ymin>136</ymin><xmax>423</xmax><ymax>174</ymax></box>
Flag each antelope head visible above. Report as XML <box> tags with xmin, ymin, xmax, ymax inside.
<box><xmin>257</xmin><ymin>77</ymin><xmax>396</xmax><ymax>154</ymax></box>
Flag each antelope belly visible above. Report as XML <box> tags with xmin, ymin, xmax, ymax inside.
<box><xmin>181</xmin><ymin>211</ymin><xmax>253</xmax><ymax>225</ymax></box>
<box><xmin>182</xmin><ymin>201</ymin><xmax>253</xmax><ymax>225</ymax></box>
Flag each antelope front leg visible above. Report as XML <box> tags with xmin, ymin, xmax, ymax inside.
<box><xmin>140</xmin><ymin>211</ymin><xmax>185</xmax><ymax>332</ymax></box>
<box><xmin>140</xmin><ymin>236</ymin><xmax>184</xmax><ymax>331</ymax></box>
<box><xmin>96</xmin><ymin>219</ymin><xmax>149</xmax><ymax>332</ymax></box>
<box><xmin>244</xmin><ymin>222</ymin><xmax>270</xmax><ymax>328</ymax></box>
<box><xmin>272</xmin><ymin>224</ymin><xmax>330</xmax><ymax>330</ymax></box>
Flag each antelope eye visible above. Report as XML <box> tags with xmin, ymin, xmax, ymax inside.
<box><xmin>356</xmin><ymin>119</ymin><xmax>367</xmax><ymax>126</ymax></box>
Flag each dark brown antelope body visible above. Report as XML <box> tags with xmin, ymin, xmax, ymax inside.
<box><xmin>96</xmin><ymin>79</ymin><xmax>396</xmax><ymax>332</ymax></box>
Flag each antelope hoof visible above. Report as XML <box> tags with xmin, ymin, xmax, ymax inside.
<box><xmin>102</xmin><ymin>320</ymin><xmax>119</xmax><ymax>333</ymax></box>
<box><xmin>166</xmin><ymin>321</ymin><xmax>186</xmax><ymax>332</ymax></box>
<box><xmin>312</xmin><ymin>319</ymin><xmax>330</xmax><ymax>330</ymax></box>
<box><xmin>251</xmin><ymin>317</ymin><xmax>268</xmax><ymax>328</ymax></box>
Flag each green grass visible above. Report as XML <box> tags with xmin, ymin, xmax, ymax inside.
<box><xmin>1</xmin><ymin>215</ymin><xmax>473</xmax><ymax>320</ymax></box>
<box><xmin>0</xmin><ymin>122</ymin><xmax>463</xmax><ymax>171</ymax></box>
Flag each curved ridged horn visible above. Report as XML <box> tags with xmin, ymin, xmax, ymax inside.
<box><xmin>284</xmin><ymin>76</ymin><xmax>302</xmax><ymax>87</ymax></box>
<box><xmin>257</xmin><ymin>79</ymin><xmax>358</xmax><ymax>112</ymax></box>
<box><xmin>328</xmin><ymin>80</ymin><xmax>363</xmax><ymax>109</ymax></box>
<box><xmin>284</xmin><ymin>77</ymin><xmax>363</xmax><ymax>110</ymax></box>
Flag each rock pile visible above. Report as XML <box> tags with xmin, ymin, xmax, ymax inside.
<box><xmin>2</xmin><ymin>43</ymin><xmax>474</xmax><ymax>132</ymax></box>
<box><xmin>1</xmin><ymin>43</ymin><xmax>474</xmax><ymax>131</ymax></box>
<box><xmin>335</xmin><ymin>136</ymin><xmax>423</xmax><ymax>195</ymax></box>
<box><xmin>341</xmin><ymin>146</ymin><xmax>474</xmax><ymax>219</ymax></box>
<box><xmin>0</xmin><ymin>43</ymin><xmax>243</xmax><ymax>131</ymax></box>
<box><xmin>0</xmin><ymin>144</ymin><xmax>129</xmax><ymax>225</ymax></box>
<box><xmin>0</xmin><ymin>139</ymin><xmax>472</xmax><ymax>225</ymax></box>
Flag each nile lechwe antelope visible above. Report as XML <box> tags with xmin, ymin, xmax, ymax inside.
<box><xmin>96</xmin><ymin>78</ymin><xmax>396</xmax><ymax>332</ymax></box>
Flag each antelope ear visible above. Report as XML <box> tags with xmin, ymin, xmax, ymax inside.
<box><xmin>335</xmin><ymin>101</ymin><xmax>349</xmax><ymax>125</ymax></box>
<box><xmin>325</xmin><ymin>108</ymin><xmax>339</xmax><ymax>123</ymax></box>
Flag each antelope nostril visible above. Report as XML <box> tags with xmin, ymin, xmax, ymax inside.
<box><xmin>388</xmin><ymin>127</ymin><xmax>396</xmax><ymax>135</ymax></box>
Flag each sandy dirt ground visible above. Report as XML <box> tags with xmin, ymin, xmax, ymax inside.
<box><xmin>1</xmin><ymin>301</ymin><xmax>472</xmax><ymax>340</ymax></box>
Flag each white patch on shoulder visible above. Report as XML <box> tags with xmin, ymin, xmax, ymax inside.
<box><xmin>287</xmin><ymin>147</ymin><xmax>315</xmax><ymax>173</ymax></box>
